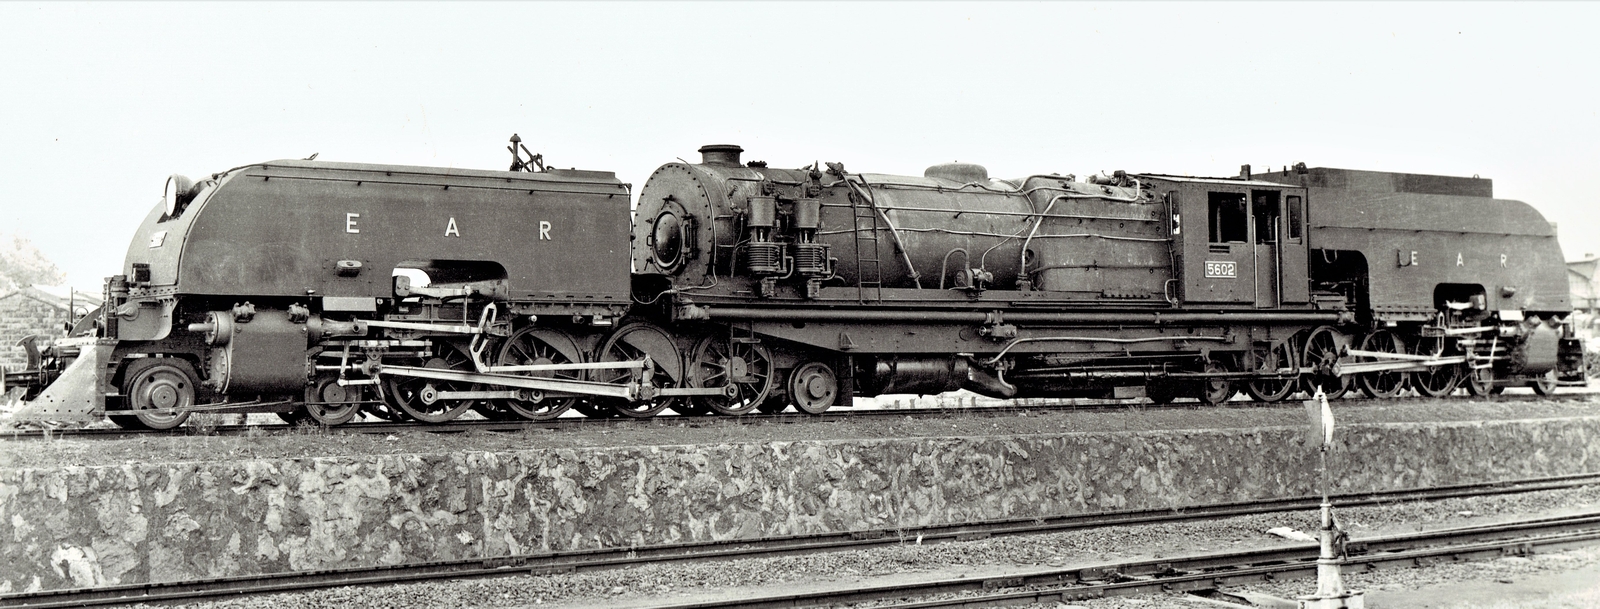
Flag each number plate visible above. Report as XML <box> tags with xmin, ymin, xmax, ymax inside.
<box><xmin>1204</xmin><ymin>261</ymin><xmax>1237</xmax><ymax>278</ymax></box>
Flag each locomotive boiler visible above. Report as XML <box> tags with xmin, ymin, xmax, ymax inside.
<box><xmin>628</xmin><ymin>146</ymin><xmax>1582</xmax><ymax>413</ymax></box>
<box><xmin>1</xmin><ymin>139</ymin><xmax>1586</xmax><ymax>429</ymax></box>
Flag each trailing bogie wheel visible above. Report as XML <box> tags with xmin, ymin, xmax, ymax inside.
<box><xmin>306</xmin><ymin>375</ymin><xmax>362</xmax><ymax>426</ymax></box>
<box><xmin>1409</xmin><ymin>336</ymin><xmax>1460</xmax><ymax>398</ymax></box>
<box><xmin>1243</xmin><ymin>341</ymin><xmax>1297</xmax><ymax>403</ymax></box>
<box><xmin>1530</xmin><ymin>370</ymin><xmax>1559</xmax><ymax>397</ymax></box>
<box><xmin>1356</xmin><ymin>330</ymin><xmax>1408</xmax><ymax>400</ymax></box>
<box><xmin>383</xmin><ymin>342</ymin><xmax>478</xmax><ymax>423</ymax></box>
<box><xmin>491</xmin><ymin>327</ymin><xmax>583</xmax><ymax>421</ymax></box>
<box><xmin>788</xmin><ymin>361</ymin><xmax>839</xmax><ymax>415</ymax></box>
<box><xmin>592</xmin><ymin>322</ymin><xmax>682</xmax><ymax>419</ymax></box>
<box><xmin>112</xmin><ymin>358</ymin><xmax>197</xmax><ymax>431</ymax></box>
<box><xmin>1299</xmin><ymin>326</ymin><xmax>1351</xmax><ymax>400</ymax></box>
<box><xmin>688</xmin><ymin>336</ymin><xmax>775</xmax><ymax>416</ymax></box>
<box><xmin>1198</xmin><ymin>359</ymin><xmax>1236</xmax><ymax>406</ymax></box>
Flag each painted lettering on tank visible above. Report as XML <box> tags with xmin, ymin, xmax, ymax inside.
<box><xmin>1457</xmin><ymin>252</ymin><xmax>1464</xmax><ymax>267</ymax></box>
<box><xmin>446</xmin><ymin>217</ymin><xmax>460</xmax><ymax>237</ymax></box>
<box><xmin>1501</xmin><ymin>254</ymin><xmax>1508</xmax><ymax>268</ymax></box>
<box><xmin>346</xmin><ymin>213</ymin><xmax>360</xmax><ymax>234</ymax></box>
<box><xmin>539</xmin><ymin>221</ymin><xmax>551</xmax><ymax>241</ymax></box>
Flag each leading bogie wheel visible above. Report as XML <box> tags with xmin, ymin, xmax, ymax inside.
<box><xmin>592</xmin><ymin>322</ymin><xmax>682</xmax><ymax>419</ymax></box>
<box><xmin>307</xmin><ymin>375</ymin><xmax>362</xmax><ymax>426</ymax></box>
<box><xmin>1357</xmin><ymin>330</ymin><xmax>1408</xmax><ymax>400</ymax></box>
<box><xmin>688</xmin><ymin>336</ymin><xmax>775</xmax><ymax>416</ymax></box>
<box><xmin>383</xmin><ymin>342</ymin><xmax>478</xmax><ymax>423</ymax></box>
<box><xmin>492</xmin><ymin>327</ymin><xmax>583</xmax><ymax>421</ymax></box>
<box><xmin>1299</xmin><ymin>326</ymin><xmax>1350</xmax><ymax>400</ymax></box>
<box><xmin>112</xmin><ymin>358</ymin><xmax>197</xmax><ymax>431</ymax></box>
<box><xmin>788</xmin><ymin>361</ymin><xmax>838</xmax><ymax>415</ymax></box>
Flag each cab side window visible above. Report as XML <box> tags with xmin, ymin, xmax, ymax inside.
<box><xmin>1253</xmin><ymin>192</ymin><xmax>1280</xmax><ymax>244</ymax></box>
<box><xmin>1208</xmin><ymin>192</ymin><xmax>1248</xmax><ymax>243</ymax></box>
<box><xmin>1286</xmin><ymin>195</ymin><xmax>1304</xmax><ymax>241</ymax></box>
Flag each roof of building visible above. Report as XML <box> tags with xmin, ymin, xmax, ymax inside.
<box><xmin>0</xmin><ymin>286</ymin><xmax>102</xmax><ymax>311</ymax></box>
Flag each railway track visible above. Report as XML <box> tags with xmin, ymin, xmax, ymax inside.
<box><xmin>665</xmin><ymin>511</ymin><xmax>1600</xmax><ymax>609</ymax></box>
<box><xmin>3</xmin><ymin>472</ymin><xmax>1597</xmax><ymax>609</ymax></box>
<box><xmin>6</xmin><ymin>390</ymin><xmax>1595</xmax><ymax>442</ymax></box>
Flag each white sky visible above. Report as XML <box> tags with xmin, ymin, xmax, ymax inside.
<box><xmin>3</xmin><ymin>1</ymin><xmax>1598</xmax><ymax>292</ymax></box>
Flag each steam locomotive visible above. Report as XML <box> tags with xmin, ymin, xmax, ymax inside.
<box><xmin>2</xmin><ymin>139</ymin><xmax>1584</xmax><ymax>429</ymax></box>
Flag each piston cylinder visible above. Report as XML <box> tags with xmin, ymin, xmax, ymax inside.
<box><xmin>202</xmin><ymin>309</ymin><xmax>309</xmax><ymax>394</ymax></box>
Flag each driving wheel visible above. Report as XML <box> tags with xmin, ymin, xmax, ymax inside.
<box><xmin>1244</xmin><ymin>341</ymin><xmax>1297</xmax><ymax>403</ymax></box>
<box><xmin>1299</xmin><ymin>326</ymin><xmax>1350</xmax><ymax>400</ymax></box>
<box><xmin>383</xmin><ymin>342</ymin><xmax>477</xmax><ymax>423</ymax></box>
<box><xmin>591</xmin><ymin>322</ymin><xmax>682</xmax><ymax>419</ymax></box>
<box><xmin>490</xmin><ymin>327</ymin><xmax>583</xmax><ymax>421</ymax></box>
<box><xmin>1530</xmin><ymin>370</ymin><xmax>1559</xmax><ymax>397</ymax></box>
<box><xmin>1410</xmin><ymin>335</ymin><xmax>1460</xmax><ymax>398</ymax></box>
<box><xmin>688</xmin><ymin>336</ymin><xmax>775</xmax><ymax>416</ymax></box>
<box><xmin>1356</xmin><ymin>330</ymin><xmax>1408</xmax><ymax>399</ymax></box>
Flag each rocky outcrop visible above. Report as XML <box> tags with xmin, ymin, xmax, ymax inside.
<box><xmin>2</xmin><ymin>417</ymin><xmax>1597</xmax><ymax>592</ymax></box>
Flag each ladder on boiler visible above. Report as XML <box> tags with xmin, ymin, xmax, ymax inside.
<box><xmin>851</xmin><ymin>189</ymin><xmax>883</xmax><ymax>303</ymax></box>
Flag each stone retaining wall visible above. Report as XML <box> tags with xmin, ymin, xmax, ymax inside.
<box><xmin>2</xmin><ymin>417</ymin><xmax>1597</xmax><ymax>592</ymax></box>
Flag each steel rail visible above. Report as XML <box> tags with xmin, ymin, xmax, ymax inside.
<box><xmin>5</xmin><ymin>390</ymin><xmax>1597</xmax><ymax>441</ymax></box>
<box><xmin>2</xmin><ymin>474</ymin><xmax>1598</xmax><ymax>609</ymax></box>
<box><xmin>640</xmin><ymin>512</ymin><xmax>1600</xmax><ymax>609</ymax></box>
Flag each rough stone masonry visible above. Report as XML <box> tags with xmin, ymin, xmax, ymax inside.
<box><xmin>2</xmin><ymin>417</ymin><xmax>1597</xmax><ymax>592</ymax></box>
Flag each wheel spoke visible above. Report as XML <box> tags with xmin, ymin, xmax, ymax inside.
<box><xmin>1300</xmin><ymin>326</ymin><xmax>1349</xmax><ymax>400</ymax></box>
<box><xmin>383</xmin><ymin>343</ymin><xmax>475</xmax><ymax>423</ymax></box>
<box><xmin>689</xmin><ymin>336</ymin><xmax>773</xmax><ymax>416</ymax></box>
<box><xmin>593</xmin><ymin>323</ymin><xmax>681</xmax><ymax>418</ymax></box>
<box><xmin>1245</xmin><ymin>341</ymin><xmax>1296</xmax><ymax>403</ymax></box>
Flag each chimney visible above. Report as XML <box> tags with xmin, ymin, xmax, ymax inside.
<box><xmin>698</xmin><ymin>144</ymin><xmax>744</xmax><ymax>167</ymax></box>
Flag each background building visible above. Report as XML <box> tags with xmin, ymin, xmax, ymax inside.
<box><xmin>0</xmin><ymin>286</ymin><xmax>98</xmax><ymax>371</ymax></box>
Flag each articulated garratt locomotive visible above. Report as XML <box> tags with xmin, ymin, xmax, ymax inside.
<box><xmin>2</xmin><ymin>140</ymin><xmax>1585</xmax><ymax>428</ymax></box>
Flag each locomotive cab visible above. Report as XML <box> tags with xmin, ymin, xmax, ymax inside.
<box><xmin>1141</xmin><ymin>176</ymin><xmax>1312</xmax><ymax>307</ymax></box>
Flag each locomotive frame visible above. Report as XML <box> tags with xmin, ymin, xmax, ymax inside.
<box><xmin>2</xmin><ymin>141</ymin><xmax>1585</xmax><ymax>428</ymax></box>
